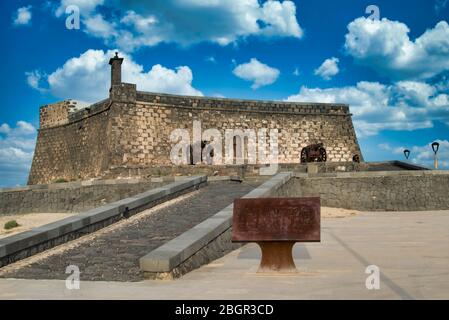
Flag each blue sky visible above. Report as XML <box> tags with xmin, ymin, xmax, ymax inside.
<box><xmin>1</xmin><ymin>0</ymin><xmax>449</xmax><ymax>187</ymax></box>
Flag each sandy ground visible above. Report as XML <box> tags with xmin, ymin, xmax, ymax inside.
<box><xmin>0</xmin><ymin>213</ymin><xmax>76</xmax><ymax>239</ymax></box>
<box><xmin>321</xmin><ymin>207</ymin><xmax>359</xmax><ymax>218</ymax></box>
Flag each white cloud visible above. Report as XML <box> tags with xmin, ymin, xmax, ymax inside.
<box><xmin>286</xmin><ymin>80</ymin><xmax>449</xmax><ymax>137</ymax></box>
<box><xmin>27</xmin><ymin>49</ymin><xmax>202</xmax><ymax>103</ymax></box>
<box><xmin>135</xmin><ymin>64</ymin><xmax>203</xmax><ymax>97</ymax></box>
<box><xmin>259</xmin><ymin>0</ymin><xmax>303</xmax><ymax>38</ymax></box>
<box><xmin>13</xmin><ymin>6</ymin><xmax>32</xmax><ymax>26</ymax></box>
<box><xmin>0</xmin><ymin>121</ymin><xmax>37</xmax><ymax>187</ymax></box>
<box><xmin>344</xmin><ymin>17</ymin><xmax>449</xmax><ymax>80</ymax></box>
<box><xmin>233</xmin><ymin>58</ymin><xmax>280</xmax><ymax>89</ymax></box>
<box><xmin>54</xmin><ymin>0</ymin><xmax>303</xmax><ymax>51</ymax></box>
<box><xmin>55</xmin><ymin>0</ymin><xmax>104</xmax><ymax>17</ymax></box>
<box><xmin>84</xmin><ymin>14</ymin><xmax>117</xmax><ymax>40</ymax></box>
<box><xmin>379</xmin><ymin>143</ymin><xmax>409</xmax><ymax>156</ymax></box>
<box><xmin>25</xmin><ymin>70</ymin><xmax>47</xmax><ymax>92</ymax></box>
<box><xmin>0</xmin><ymin>124</ymin><xmax>11</xmax><ymax>134</ymax></box>
<box><xmin>314</xmin><ymin>57</ymin><xmax>339</xmax><ymax>80</ymax></box>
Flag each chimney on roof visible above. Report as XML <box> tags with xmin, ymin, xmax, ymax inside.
<box><xmin>109</xmin><ymin>52</ymin><xmax>124</xmax><ymax>87</ymax></box>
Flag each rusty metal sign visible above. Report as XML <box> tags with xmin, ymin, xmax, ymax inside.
<box><xmin>232</xmin><ymin>197</ymin><xmax>320</xmax><ymax>242</ymax></box>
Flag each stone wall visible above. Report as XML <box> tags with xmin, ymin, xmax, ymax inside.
<box><xmin>39</xmin><ymin>100</ymin><xmax>93</xmax><ymax>129</ymax></box>
<box><xmin>0</xmin><ymin>179</ymin><xmax>165</xmax><ymax>215</ymax></box>
<box><xmin>275</xmin><ymin>171</ymin><xmax>449</xmax><ymax>211</ymax></box>
<box><xmin>28</xmin><ymin>100</ymin><xmax>113</xmax><ymax>185</ymax></box>
<box><xmin>39</xmin><ymin>101</ymin><xmax>70</xmax><ymax>129</ymax></box>
<box><xmin>117</xmin><ymin>91</ymin><xmax>361</xmax><ymax>167</ymax></box>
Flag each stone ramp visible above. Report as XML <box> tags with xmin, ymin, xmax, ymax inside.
<box><xmin>0</xmin><ymin>180</ymin><xmax>265</xmax><ymax>282</ymax></box>
<box><xmin>0</xmin><ymin>176</ymin><xmax>207</xmax><ymax>268</ymax></box>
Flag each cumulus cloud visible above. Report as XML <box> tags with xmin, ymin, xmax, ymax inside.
<box><xmin>380</xmin><ymin>140</ymin><xmax>449</xmax><ymax>169</ymax></box>
<box><xmin>286</xmin><ymin>81</ymin><xmax>449</xmax><ymax>137</ymax></box>
<box><xmin>233</xmin><ymin>58</ymin><xmax>280</xmax><ymax>89</ymax></box>
<box><xmin>53</xmin><ymin>0</ymin><xmax>303</xmax><ymax>51</ymax></box>
<box><xmin>13</xmin><ymin>6</ymin><xmax>32</xmax><ymax>26</ymax></box>
<box><xmin>83</xmin><ymin>14</ymin><xmax>117</xmax><ymax>40</ymax></box>
<box><xmin>0</xmin><ymin>121</ymin><xmax>37</xmax><ymax>187</ymax></box>
<box><xmin>27</xmin><ymin>49</ymin><xmax>202</xmax><ymax>103</ymax></box>
<box><xmin>55</xmin><ymin>0</ymin><xmax>104</xmax><ymax>17</ymax></box>
<box><xmin>314</xmin><ymin>57</ymin><xmax>339</xmax><ymax>80</ymax></box>
<box><xmin>25</xmin><ymin>70</ymin><xmax>47</xmax><ymax>92</ymax></box>
<box><xmin>344</xmin><ymin>17</ymin><xmax>449</xmax><ymax>80</ymax></box>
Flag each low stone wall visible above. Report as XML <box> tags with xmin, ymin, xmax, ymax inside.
<box><xmin>0</xmin><ymin>179</ymin><xmax>170</xmax><ymax>215</ymax></box>
<box><xmin>139</xmin><ymin>172</ymin><xmax>293</xmax><ymax>280</ymax></box>
<box><xmin>100</xmin><ymin>161</ymin><xmax>422</xmax><ymax>181</ymax></box>
<box><xmin>0</xmin><ymin>176</ymin><xmax>207</xmax><ymax>268</ymax></box>
<box><xmin>275</xmin><ymin>171</ymin><xmax>449</xmax><ymax>211</ymax></box>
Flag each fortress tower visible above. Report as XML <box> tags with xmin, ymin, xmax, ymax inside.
<box><xmin>28</xmin><ymin>54</ymin><xmax>362</xmax><ymax>184</ymax></box>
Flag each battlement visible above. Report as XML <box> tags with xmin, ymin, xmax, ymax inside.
<box><xmin>39</xmin><ymin>100</ymin><xmax>80</xmax><ymax>129</ymax></box>
<box><xmin>136</xmin><ymin>91</ymin><xmax>350</xmax><ymax>116</ymax></box>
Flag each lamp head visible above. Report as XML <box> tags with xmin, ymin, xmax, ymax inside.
<box><xmin>431</xmin><ymin>142</ymin><xmax>440</xmax><ymax>154</ymax></box>
<box><xmin>404</xmin><ymin>149</ymin><xmax>410</xmax><ymax>160</ymax></box>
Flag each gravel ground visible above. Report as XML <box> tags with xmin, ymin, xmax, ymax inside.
<box><xmin>0</xmin><ymin>180</ymin><xmax>264</xmax><ymax>282</ymax></box>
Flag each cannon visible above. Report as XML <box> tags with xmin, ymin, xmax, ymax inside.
<box><xmin>300</xmin><ymin>143</ymin><xmax>327</xmax><ymax>163</ymax></box>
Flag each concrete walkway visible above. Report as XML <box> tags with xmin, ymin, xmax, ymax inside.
<box><xmin>1</xmin><ymin>211</ymin><xmax>448</xmax><ymax>299</ymax></box>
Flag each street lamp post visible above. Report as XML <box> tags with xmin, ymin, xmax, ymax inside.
<box><xmin>431</xmin><ymin>142</ymin><xmax>440</xmax><ymax>170</ymax></box>
<box><xmin>404</xmin><ymin>149</ymin><xmax>410</xmax><ymax>160</ymax></box>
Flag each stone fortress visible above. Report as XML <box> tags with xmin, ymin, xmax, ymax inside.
<box><xmin>28</xmin><ymin>53</ymin><xmax>363</xmax><ymax>184</ymax></box>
